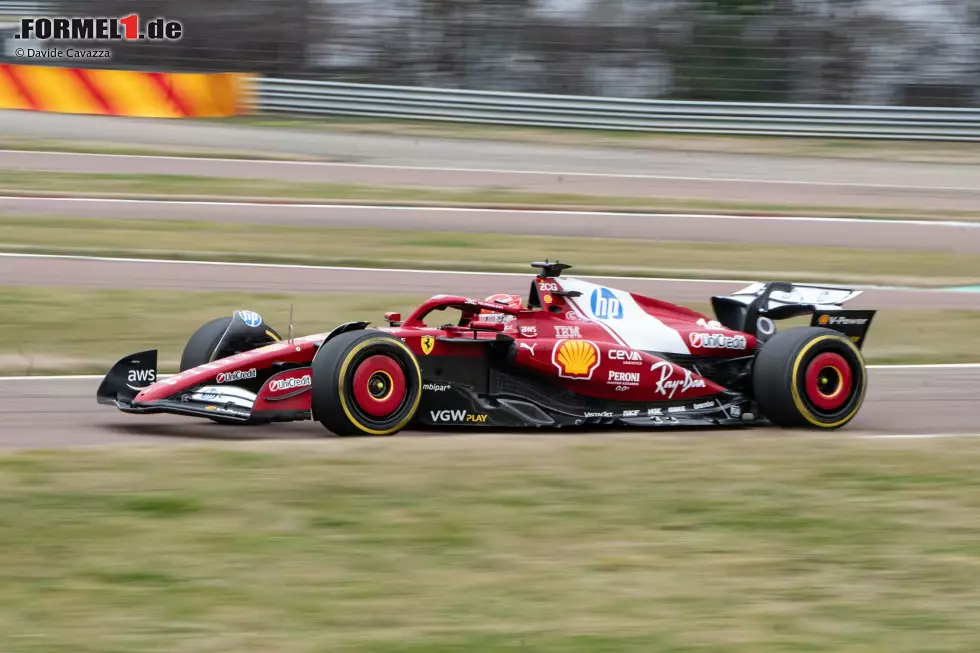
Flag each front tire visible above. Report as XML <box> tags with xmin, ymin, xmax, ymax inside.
<box><xmin>752</xmin><ymin>327</ymin><xmax>867</xmax><ymax>429</ymax></box>
<box><xmin>179</xmin><ymin>317</ymin><xmax>234</xmax><ymax>372</ymax></box>
<box><xmin>179</xmin><ymin>315</ymin><xmax>268</xmax><ymax>426</ymax></box>
<box><xmin>311</xmin><ymin>330</ymin><xmax>422</xmax><ymax>436</ymax></box>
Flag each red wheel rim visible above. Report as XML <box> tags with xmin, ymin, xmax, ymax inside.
<box><xmin>351</xmin><ymin>355</ymin><xmax>407</xmax><ymax>417</ymax></box>
<box><xmin>804</xmin><ymin>352</ymin><xmax>853</xmax><ymax>411</ymax></box>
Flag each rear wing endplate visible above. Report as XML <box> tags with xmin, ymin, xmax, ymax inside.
<box><xmin>711</xmin><ymin>281</ymin><xmax>875</xmax><ymax>348</ymax></box>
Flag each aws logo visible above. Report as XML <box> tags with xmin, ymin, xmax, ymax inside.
<box><xmin>552</xmin><ymin>339</ymin><xmax>600</xmax><ymax>380</ymax></box>
<box><xmin>126</xmin><ymin>368</ymin><xmax>155</xmax><ymax>391</ymax></box>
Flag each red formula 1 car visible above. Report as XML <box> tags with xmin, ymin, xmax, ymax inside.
<box><xmin>97</xmin><ymin>261</ymin><xmax>876</xmax><ymax>434</ymax></box>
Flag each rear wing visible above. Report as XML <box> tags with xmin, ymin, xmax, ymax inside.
<box><xmin>711</xmin><ymin>281</ymin><xmax>875</xmax><ymax>348</ymax></box>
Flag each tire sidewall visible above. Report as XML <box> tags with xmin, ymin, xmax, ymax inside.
<box><xmin>179</xmin><ymin>316</ymin><xmax>233</xmax><ymax>372</ymax></box>
<box><xmin>311</xmin><ymin>331</ymin><xmax>422</xmax><ymax>436</ymax></box>
<box><xmin>788</xmin><ymin>332</ymin><xmax>866</xmax><ymax>428</ymax></box>
<box><xmin>753</xmin><ymin>327</ymin><xmax>867</xmax><ymax>429</ymax></box>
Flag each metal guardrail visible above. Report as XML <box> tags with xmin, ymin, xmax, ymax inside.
<box><xmin>255</xmin><ymin>78</ymin><xmax>980</xmax><ymax>141</ymax></box>
<box><xmin>0</xmin><ymin>1</ymin><xmax>50</xmax><ymax>16</ymax></box>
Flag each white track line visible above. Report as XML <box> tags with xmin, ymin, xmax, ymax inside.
<box><xmin>0</xmin><ymin>374</ymin><xmax>172</xmax><ymax>380</ymax></box>
<box><xmin>857</xmin><ymin>433</ymin><xmax>980</xmax><ymax>439</ymax></box>
<box><xmin>1</xmin><ymin>194</ymin><xmax>975</xmax><ymax>228</ymax></box>
<box><xmin>3</xmin><ymin>149</ymin><xmax>978</xmax><ymax>194</ymax></box>
<box><xmin>0</xmin><ymin>252</ymin><xmax>946</xmax><ymax>293</ymax></box>
<box><xmin>0</xmin><ymin>375</ymin><xmax>104</xmax><ymax>381</ymax></box>
<box><xmin>0</xmin><ymin>251</ymin><xmax>759</xmax><ymax>283</ymax></box>
<box><xmin>866</xmin><ymin>363</ymin><xmax>980</xmax><ymax>369</ymax></box>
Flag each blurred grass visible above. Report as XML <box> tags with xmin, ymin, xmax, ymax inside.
<box><xmin>0</xmin><ymin>139</ymin><xmax>328</xmax><ymax>161</ymax></box>
<box><xmin>0</xmin><ymin>287</ymin><xmax>425</xmax><ymax>374</ymax></box>
<box><xmin>0</xmin><ymin>170</ymin><xmax>975</xmax><ymax>220</ymax></box>
<box><xmin>7</xmin><ymin>119</ymin><xmax>980</xmax><ymax>164</ymax></box>
<box><xmin>1</xmin><ymin>216</ymin><xmax>977</xmax><ymax>287</ymax></box>
<box><xmin>0</xmin><ymin>287</ymin><xmax>976</xmax><ymax>374</ymax></box>
<box><xmin>2</xmin><ymin>437</ymin><xmax>980</xmax><ymax>651</ymax></box>
<box><xmin>217</xmin><ymin>115</ymin><xmax>980</xmax><ymax>165</ymax></box>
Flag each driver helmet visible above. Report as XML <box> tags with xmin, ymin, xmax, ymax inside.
<box><xmin>480</xmin><ymin>293</ymin><xmax>523</xmax><ymax>323</ymax></box>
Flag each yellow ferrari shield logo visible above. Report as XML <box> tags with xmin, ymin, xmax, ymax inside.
<box><xmin>421</xmin><ymin>336</ymin><xmax>435</xmax><ymax>355</ymax></box>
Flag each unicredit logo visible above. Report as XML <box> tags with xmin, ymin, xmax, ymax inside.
<box><xmin>216</xmin><ymin>368</ymin><xmax>257</xmax><ymax>383</ymax></box>
<box><xmin>688</xmin><ymin>332</ymin><xmax>747</xmax><ymax>350</ymax></box>
<box><xmin>269</xmin><ymin>375</ymin><xmax>311</xmax><ymax>393</ymax></box>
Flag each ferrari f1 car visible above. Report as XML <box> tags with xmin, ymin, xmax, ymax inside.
<box><xmin>97</xmin><ymin>261</ymin><xmax>876</xmax><ymax>434</ymax></box>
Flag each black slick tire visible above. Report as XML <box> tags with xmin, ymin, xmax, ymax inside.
<box><xmin>179</xmin><ymin>317</ymin><xmax>234</xmax><ymax>372</ymax></box>
<box><xmin>752</xmin><ymin>326</ymin><xmax>867</xmax><ymax>430</ymax></box>
<box><xmin>179</xmin><ymin>316</ymin><xmax>239</xmax><ymax>425</ymax></box>
<box><xmin>311</xmin><ymin>330</ymin><xmax>422</xmax><ymax>436</ymax></box>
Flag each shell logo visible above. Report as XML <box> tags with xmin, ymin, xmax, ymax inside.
<box><xmin>552</xmin><ymin>340</ymin><xmax>600</xmax><ymax>380</ymax></box>
<box><xmin>818</xmin><ymin>315</ymin><xmax>829</xmax><ymax>325</ymax></box>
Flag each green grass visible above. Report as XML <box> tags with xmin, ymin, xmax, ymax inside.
<box><xmin>0</xmin><ymin>287</ymin><xmax>423</xmax><ymax>374</ymax></box>
<box><xmin>0</xmin><ymin>170</ymin><xmax>975</xmax><ymax>220</ymax></box>
<box><xmin>2</xmin><ymin>437</ymin><xmax>980</xmax><ymax>651</ymax></box>
<box><xmin>1</xmin><ymin>216</ymin><xmax>977</xmax><ymax>287</ymax></box>
<box><xmin>0</xmin><ymin>287</ymin><xmax>976</xmax><ymax>374</ymax></box>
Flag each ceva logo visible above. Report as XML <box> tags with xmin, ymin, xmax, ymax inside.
<box><xmin>590</xmin><ymin>288</ymin><xmax>623</xmax><ymax>320</ymax></box>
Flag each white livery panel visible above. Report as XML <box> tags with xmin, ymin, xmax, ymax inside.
<box><xmin>558</xmin><ymin>278</ymin><xmax>693</xmax><ymax>355</ymax></box>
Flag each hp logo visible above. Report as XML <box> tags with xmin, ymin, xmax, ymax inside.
<box><xmin>590</xmin><ymin>288</ymin><xmax>623</xmax><ymax>320</ymax></box>
<box><xmin>238</xmin><ymin>310</ymin><xmax>263</xmax><ymax>327</ymax></box>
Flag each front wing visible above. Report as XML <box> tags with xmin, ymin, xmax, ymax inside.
<box><xmin>96</xmin><ymin>349</ymin><xmax>309</xmax><ymax>425</ymax></box>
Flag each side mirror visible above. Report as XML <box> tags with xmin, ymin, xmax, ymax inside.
<box><xmin>471</xmin><ymin>320</ymin><xmax>506</xmax><ymax>331</ymax></box>
<box><xmin>384</xmin><ymin>312</ymin><xmax>402</xmax><ymax>326</ymax></box>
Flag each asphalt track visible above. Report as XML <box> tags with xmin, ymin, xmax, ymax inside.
<box><xmin>2</xmin><ymin>254</ymin><xmax>978</xmax><ymax>308</ymax></box>
<box><xmin>0</xmin><ymin>367</ymin><xmax>975</xmax><ymax>450</ymax></box>
<box><xmin>5</xmin><ymin>112</ymin><xmax>980</xmax><ymax>212</ymax></box>
<box><xmin>1</xmin><ymin>111</ymin><xmax>978</xmax><ymax>448</ymax></box>
<box><xmin>2</xmin><ymin>196</ymin><xmax>977</xmax><ymax>253</ymax></box>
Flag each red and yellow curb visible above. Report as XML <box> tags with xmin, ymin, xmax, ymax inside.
<box><xmin>0</xmin><ymin>64</ymin><xmax>253</xmax><ymax>117</ymax></box>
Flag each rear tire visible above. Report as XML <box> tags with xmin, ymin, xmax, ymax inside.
<box><xmin>752</xmin><ymin>327</ymin><xmax>867</xmax><ymax>430</ymax></box>
<box><xmin>179</xmin><ymin>317</ymin><xmax>233</xmax><ymax>372</ymax></box>
<box><xmin>311</xmin><ymin>330</ymin><xmax>422</xmax><ymax>436</ymax></box>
